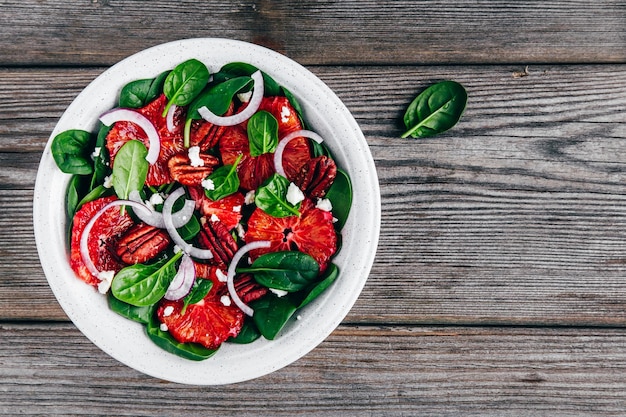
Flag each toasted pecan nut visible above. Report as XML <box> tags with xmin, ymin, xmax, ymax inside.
<box><xmin>219</xmin><ymin>273</ymin><xmax>268</xmax><ymax>304</ymax></box>
<box><xmin>189</xmin><ymin>102</ymin><xmax>234</xmax><ymax>151</ymax></box>
<box><xmin>115</xmin><ymin>223</ymin><xmax>171</xmax><ymax>264</ymax></box>
<box><xmin>167</xmin><ymin>153</ymin><xmax>219</xmax><ymax>186</ymax></box>
<box><xmin>294</xmin><ymin>155</ymin><xmax>337</xmax><ymax>198</ymax></box>
<box><xmin>197</xmin><ymin>219</ymin><xmax>238</xmax><ymax>267</ymax></box>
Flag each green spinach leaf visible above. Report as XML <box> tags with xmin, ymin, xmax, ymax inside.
<box><xmin>111</xmin><ymin>140</ymin><xmax>149</xmax><ymax>200</ymax></box>
<box><xmin>111</xmin><ymin>251</ymin><xmax>182</xmax><ymax>307</ymax></box>
<box><xmin>228</xmin><ymin>319</ymin><xmax>261</xmax><ymax>344</ymax></box>
<box><xmin>107</xmin><ymin>292</ymin><xmax>155</xmax><ymax>324</ymax></box>
<box><xmin>401</xmin><ymin>80</ymin><xmax>467</xmax><ymax>138</ymax></box>
<box><xmin>299</xmin><ymin>263</ymin><xmax>339</xmax><ymax>308</ymax></box>
<box><xmin>239</xmin><ymin>251</ymin><xmax>319</xmax><ymax>292</ymax></box>
<box><xmin>90</xmin><ymin>124</ymin><xmax>111</xmax><ymax>190</ymax></box>
<box><xmin>255</xmin><ymin>174</ymin><xmax>301</xmax><ymax>218</ymax></box>
<box><xmin>247</xmin><ymin>110</ymin><xmax>279</xmax><ymax>157</ymax></box>
<box><xmin>213</xmin><ymin>62</ymin><xmax>281</xmax><ymax>96</ymax></box>
<box><xmin>204</xmin><ymin>154</ymin><xmax>242</xmax><ymax>201</ymax></box>
<box><xmin>162</xmin><ymin>58</ymin><xmax>209</xmax><ymax>116</ymax></box>
<box><xmin>181</xmin><ymin>278</ymin><xmax>213</xmax><ymax>314</ymax></box>
<box><xmin>146</xmin><ymin>315</ymin><xmax>218</xmax><ymax>361</ymax></box>
<box><xmin>325</xmin><ymin>168</ymin><xmax>352</xmax><ymax>230</ymax></box>
<box><xmin>251</xmin><ymin>293</ymin><xmax>298</xmax><ymax>340</ymax></box>
<box><xmin>51</xmin><ymin>129</ymin><xmax>95</xmax><ymax>175</ymax></box>
<box><xmin>119</xmin><ymin>70</ymin><xmax>170</xmax><ymax>108</ymax></box>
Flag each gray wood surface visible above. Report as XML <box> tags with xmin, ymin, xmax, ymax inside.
<box><xmin>2</xmin><ymin>0</ymin><xmax>626</xmax><ymax>415</ymax></box>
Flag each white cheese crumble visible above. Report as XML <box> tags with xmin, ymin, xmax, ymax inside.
<box><xmin>286</xmin><ymin>182</ymin><xmax>305</xmax><ymax>206</ymax></box>
<box><xmin>236</xmin><ymin>223</ymin><xmax>246</xmax><ymax>240</ymax></box>
<box><xmin>91</xmin><ymin>147</ymin><xmax>101</xmax><ymax>160</ymax></box>
<box><xmin>201</xmin><ymin>178</ymin><xmax>215</xmax><ymax>191</ymax></box>
<box><xmin>188</xmin><ymin>146</ymin><xmax>204</xmax><ymax>167</ymax></box>
<box><xmin>280</xmin><ymin>105</ymin><xmax>291</xmax><ymax>123</ymax></box>
<box><xmin>296</xmin><ymin>315</ymin><xmax>302</xmax><ymax>321</ymax></box>
<box><xmin>216</xmin><ymin>269</ymin><xmax>228</xmax><ymax>283</ymax></box>
<box><xmin>96</xmin><ymin>270</ymin><xmax>115</xmax><ymax>294</ymax></box>
<box><xmin>159</xmin><ymin>323</ymin><xmax>169</xmax><ymax>332</ymax></box>
<box><xmin>270</xmin><ymin>288</ymin><xmax>289</xmax><ymax>298</ymax></box>
<box><xmin>210</xmin><ymin>213</ymin><xmax>220</xmax><ymax>223</ymax></box>
<box><xmin>220</xmin><ymin>295</ymin><xmax>232</xmax><ymax>306</ymax></box>
<box><xmin>316</xmin><ymin>198</ymin><xmax>333</xmax><ymax>212</ymax></box>
<box><xmin>244</xmin><ymin>189</ymin><xmax>256</xmax><ymax>205</ymax></box>
<box><xmin>103</xmin><ymin>175</ymin><xmax>113</xmax><ymax>189</ymax></box>
<box><xmin>163</xmin><ymin>306</ymin><xmax>174</xmax><ymax>317</ymax></box>
<box><xmin>237</xmin><ymin>90</ymin><xmax>253</xmax><ymax>103</ymax></box>
<box><xmin>149</xmin><ymin>192</ymin><xmax>164</xmax><ymax>206</ymax></box>
<box><xmin>233</xmin><ymin>205</ymin><xmax>242</xmax><ymax>213</ymax></box>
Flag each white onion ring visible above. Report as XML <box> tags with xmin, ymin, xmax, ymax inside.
<box><xmin>128</xmin><ymin>190</ymin><xmax>195</xmax><ymax>229</ymax></box>
<box><xmin>162</xmin><ymin>188</ymin><xmax>213</xmax><ymax>259</ymax></box>
<box><xmin>79</xmin><ymin>199</ymin><xmax>152</xmax><ymax>280</ymax></box>
<box><xmin>273</xmin><ymin>130</ymin><xmax>324</xmax><ymax>178</ymax></box>
<box><xmin>99</xmin><ymin>108</ymin><xmax>160</xmax><ymax>164</ymax></box>
<box><xmin>197</xmin><ymin>70</ymin><xmax>264</xmax><ymax>126</ymax></box>
<box><xmin>165</xmin><ymin>104</ymin><xmax>177</xmax><ymax>133</ymax></box>
<box><xmin>227</xmin><ymin>240</ymin><xmax>271</xmax><ymax>316</ymax></box>
<box><xmin>164</xmin><ymin>253</ymin><xmax>195</xmax><ymax>300</ymax></box>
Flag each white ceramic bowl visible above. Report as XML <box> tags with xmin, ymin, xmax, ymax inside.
<box><xmin>33</xmin><ymin>38</ymin><xmax>380</xmax><ymax>385</ymax></box>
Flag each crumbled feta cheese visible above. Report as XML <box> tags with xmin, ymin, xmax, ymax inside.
<box><xmin>188</xmin><ymin>146</ymin><xmax>204</xmax><ymax>167</ymax></box>
<box><xmin>163</xmin><ymin>306</ymin><xmax>174</xmax><ymax>317</ymax></box>
<box><xmin>270</xmin><ymin>288</ymin><xmax>289</xmax><ymax>298</ymax></box>
<box><xmin>159</xmin><ymin>323</ymin><xmax>169</xmax><ymax>332</ymax></box>
<box><xmin>233</xmin><ymin>205</ymin><xmax>242</xmax><ymax>213</ymax></box>
<box><xmin>103</xmin><ymin>175</ymin><xmax>113</xmax><ymax>189</ymax></box>
<box><xmin>286</xmin><ymin>182</ymin><xmax>305</xmax><ymax>206</ymax></box>
<box><xmin>244</xmin><ymin>190</ymin><xmax>256</xmax><ymax>205</ymax></box>
<box><xmin>91</xmin><ymin>147</ymin><xmax>101</xmax><ymax>160</ymax></box>
<box><xmin>236</xmin><ymin>224</ymin><xmax>246</xmax><ymax>240</ymax></box>
<box><xmin>237</xmin><ymin>90</ymin><xmax>253</xmax><ymax>103</ymax></box>
<box><xmin>296</xmin><ymin>315</ymin><xmax>302</xmax><ymax>321</ymax></box>
<box><xmin>210</xmin><ymin>213</ymin><xmax>220</xmax><ymax>223</ymax></box>
<box><xmin>149</xmin><ymin>192</ymin><xmax>164</xmax><ymax>206</ymax></box>
<box><xmin>220</xmin><ymin>295</ymin><xmax>232</xmax><ymax>306</ymax></box>
<box><xmin>96</xmin><ymin>270</ymin><xmax>114</xmax><ymax>294</ymax></box>
<box><xmin>216</xmin><ymin>269</ymin><xmax>228</xmax><ymax>282</ymax></box>
<box><xmin>201</xmin><ymin>178</ymin><xmax>215</xmax><ymax>191</ymax></box>
<box><xmin>316</xmin><ymin>198</ymin><xmax>333</xmax><ymax>212</ymax></box>
<box><xmin>280</xmin><ymin>105</ymin><xmax>291</xmax><ymax>123</ymax></box>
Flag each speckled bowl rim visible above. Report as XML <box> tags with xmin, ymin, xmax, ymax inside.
<box><xmin>33</xmin><ymin>38</ymin><xmax>380</xmax><ymax>385</ymax></box>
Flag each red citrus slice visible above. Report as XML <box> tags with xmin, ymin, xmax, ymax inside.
<box><xmin>188</xmin><ymin>187</ymin><xmax>245</xmax><ymax>231</ymax></box>
<box><xmin>69</xmin><ymin>196</ymin><xmax>135</xmax><ymax>287</ymax></box>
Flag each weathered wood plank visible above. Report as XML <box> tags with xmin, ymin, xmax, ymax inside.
<box><xmin>4</xmin><ymin>64</ymin><xmax>626</xmax><ymax>324</ymax></box>
<box><xmin>0</xmin><ymin>1</ymin><xmax>625</xmax><ymax>66</ymax></box>
<box><xmin>1</xmin><ymin>323</ymin><xmax>625</xmax><ymax>416</ymax></box>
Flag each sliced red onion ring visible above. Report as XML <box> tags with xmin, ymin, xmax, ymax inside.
<box><xmin>164</xmin><ymin>253</ymin><xmax>195</xmax><ymax>300</ymax></box>
<box><xmin>162</xmin><ymin>188</ymin><xmax>213</xmax><ymax>260</ymax></box>
<box><xmin>79</xmin><ymin>199</ymin><xmax>152</xmax><ymax>280</ymax></box>
<box><xmin>128</xmin><ymin>190</ymin><xmax>195</xmax><ymax>229</ymax></box>
<box><xmin>165</xmin><ymin>104</ymin><xmax>177</xmax><ymax>133</ymax></box>
<box><xmin>273</xmin><ymin>130</ymin><xmax>324</xmax><ymax>177</ymax></box>
<box><xmin>197</xmin><ymin>70</ymin><xmax>264</xmax><ymax>126</ymax></box>
<box><xmin>227</xmin><ymin>240</ymin><xmax>271</xmax><ymax>316</ymax></box>
<box><xmin>99</xmin><ymin>108</ymin><xmax>160</xmax><ymax>164</ymax></box>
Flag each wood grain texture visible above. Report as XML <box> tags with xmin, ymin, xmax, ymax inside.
<box><xmin>0</xmin><ymin>1</ymin><xmax>625</xmax><ymax>66</ymax></box>
<box><xmin>3</xmin><ymin>65</ymin><xmax>626</xmax><ymax>325</ymax></box>
<box><xmin>1</xmin><ymin>323</ymin><xmax>625</xmax><ymax>416</ymax></box>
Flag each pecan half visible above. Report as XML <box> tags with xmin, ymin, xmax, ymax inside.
<box><xmin>293</xmin><ymin>155</ymin><xmax>337</xmax><ymax>198</ymax></box>
<box><xmin>197</xmin><ymin>219</ymin><xmax>238</xmax><ymax>267</ymax></box>
<box><xmin>115</xmin><ymin>223</ymin><xmax>171</xmax><ymax>264</ymax></box>
<box><xmin>219</xmin><ymin>273</ymin><xmax>268</xmax><ymax>304</ymax></box>
<box><xmin>167</xmin><ymin>152</ymin><xmax>219</xmax><ymax>186</ymax></box>
<box><xmin>189</xmin><ymin>102</ymin><xmax>234</xmax><ymax>151</ymax></box>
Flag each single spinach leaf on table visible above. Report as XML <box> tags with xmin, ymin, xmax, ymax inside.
<box><xmin>146</xmin><ymin>315</ymin><xmax>218</xmax><ymax>361</ymax></box>
<box><xmin>119</xmin><ymin>70</ymin><xmax>170</xmax><ymax>108</ymax></box>
<box><xmin>238</xmin><ymin>251</ymin><xmax>320</xmax><ymax>292</ymax></box>
<box><xmin>111</xmin><ymin>251</ymin><xmax>183</xmax><ymax>307</ymax></box>
<box><xmin>255</xmin><ymin>174</ymin><xmax>301</xmax><ymax>218</ymax></box>
<box><xmin>51</xmin><ymin>129</ymin><xmax>95</xmax><ymax>175</ymax></box>
<box><xmin>111</xmin><ymin>140</ymin><xmax>149</xmax><ymax>200</ymax></box>
<box><xmin>401</xmin><ymin>80</ymin><xmax>467</xmax><ymax>138</ymax></box>
<box><xmin>247</xmin><ymin>110</ymin><xmax>279</xmax><ymax>157</ymax></box>
<box><xmin>162</xmin><ymin>58</ymin><xmax>210</xmax><ymax>116</ymax></box>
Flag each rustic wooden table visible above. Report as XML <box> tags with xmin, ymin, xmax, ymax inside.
<box><xmin>2</xmin><ymin>0</ymin><xmax>626</xmax><ymax>415</ymax></box>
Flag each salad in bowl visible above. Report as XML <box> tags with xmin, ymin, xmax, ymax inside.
<box><xmin>34</xmin><ymin>38</ymin><xmax>379</xmax><ymax>384</ymax></box>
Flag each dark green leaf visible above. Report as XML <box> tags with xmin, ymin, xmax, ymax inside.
<box><xmin>181</xmin><ymin>278</ymin><xmax>214</xmax><ymax>313</ymax></box>
<box><xmin>228</xmin><ymin>319</ymin><xmax>261</xmax><ymax>344</ymax></box>
<box><xmin>299</xmin><ymin>263</ymin><xmax>339</xmax><ymax>308</ymax></box>
<box><xmin>204</xmin><ymin>154</ymin><xmax>242</xmax><ymax>201</ymax></box>
<box><xmin>281</xmin><ymin>87</ymin><xmax>305</xmax><ymax>124</ymax></box>
<box><xmin>187</xmin><ymin>76</ymin><xmax>253</xmax><ymax>120</ymax></box>
<box><xmin>107</xmin><ymin>292</ymin><xmax>155</xmax><ymax>324</ymax></box>
<box><xmin>51</xmin><ymin>129</ymin><xmax>95</xmax><ymax>175</ymax></box>
<box><xmin>111</xmin><ymin>140</ymin><xmax>149</xmax><ymax>200</ymax></box>
<box><xmin>255</xmin><ymin>174</ymin><xmax>301</xmax><ymax>218</ymax></box>
<box><xmin>66</xmin><ymin>175</ymin><xmax>83</xmax><ymax>221</ymax></box>
<box><xmin>111</xmin><ymin>252</ymin><xmax>182</xmax><ymax>306</ymax></box>
<box><xmin>90</xmin><ymin>124</ymin><xmax>111</xmax><ymax>190</ymax></box>
<box><xmin>119</xmin><ymin>70</ymin><xmax>170</xmax><ymax>108</ymax></box>
<box><xmin>240</xmin><ymin>251</ymin><xmax>320</xmax><ymax>292</ymax></box>
<box><xmin>401</xmin><ymin>80</ymin><xmax>467</xmax><ymax>138</ymax></box>
<box><xmin>325</xmin><ymin>168</ymin><xmax>352</xmax><ymax>230</ymax></box>
<box><xmin>251</xmin><ymin>294</ymin><xmax>297</xmax><ymax>340</ymax></box>
<box><xmin>247</xmin><ymin>110</ymin><xmax>279</xmax><ymax>157</ymax></box>
<box><xmin>163</xmin><ymin>59</ymin><xmax>210</xmax><ymax>116</ymax></box>
<box><xmin>146</xmin><ymin>316</ymin><xmax>217</xmax><ymax>361</ymax></box>
<box><xmin>76</xmin><ymin>184</ymin><xmax>113</xmax><ymax>211</ymax></box>
<box><xmin>213</xmin><ymin>62</ymin><xmax>281</xmax><ymax>96</ymax></box>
